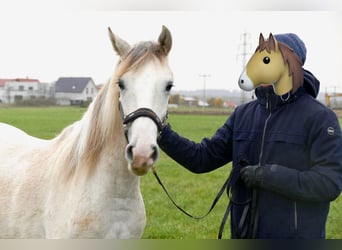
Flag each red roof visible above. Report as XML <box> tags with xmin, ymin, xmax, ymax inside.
<box><xmin>0</xmin><ymin>79</ymin><xmax>11</xmax><ymax>87</ymax></box>
<box><xmin>0</xmin><ymin>78</ymin><xmax>39</xmax><ymax>87</ymax></box>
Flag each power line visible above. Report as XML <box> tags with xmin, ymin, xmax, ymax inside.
<box><xmin>199</xmin><ymin>74</ymin><xmax>211</xmax><ymax>107</ymax></box>
<box><xmin>237</xmin><ymin>32</ymin><xmax>252</xmax><ymax>103</ymax></box>
<box><xmin>238</xmin><ymin>32</ymin><xmax>252</xmax><ymax>69</ymax></box>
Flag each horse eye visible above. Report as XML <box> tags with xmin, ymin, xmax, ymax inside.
<box><xmin>263</xmin><ymin>57</ymin><xmax>270</xmax><ymax>64</ymax></box>
<box><xmin>117</xmin><ymin>79</ymin><xmax>125</xmax><ymax>90</ymax></box>
<box><xmin>165</xmin><ymin>81</ymin><xmax>174</xmax><ymax>92</ymax></box>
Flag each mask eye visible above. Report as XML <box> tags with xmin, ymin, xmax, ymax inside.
<box><xmin>263</xmin><ymin>57</ymin><xmax>270</xmax><ymax>64</ymax></box>
<box><xmin>165</xmin><ymin>81</ymin><xmax>174</xmax><ymax>92</ymax></box>
<box><xmin>117</xmin><ymin>79</ymin><xmax>125</xmax><ymax>90</ymax></box>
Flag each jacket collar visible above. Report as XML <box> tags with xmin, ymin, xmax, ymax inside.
<box><xmin>255</xmin><ymin>85</ymin><xmax>306</xmax><ymax>109</ymax></box>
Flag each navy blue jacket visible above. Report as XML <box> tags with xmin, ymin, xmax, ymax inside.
<box><xmin>158</xmin><ymin>70</ymin><xmax>342</xmax><ymax>239</ymax></box>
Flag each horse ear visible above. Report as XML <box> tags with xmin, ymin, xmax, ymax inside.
<box><xmin>158</xmin><ymin>25</ymin><xmax>172</xmax><ymax>55</ymax></box>
<box><xmin>259</xmin><ymin>33</ymin><xmax>265</xmax><ymax>45</ymax></box>
<box><xmin>268</xmin><ymin>33</ymin><xmax>279</xmax><ymax>51</ymax></box>
<box><xmin>108</xmin><ymin>27</ymin><xmax>132</xmax><ymax>57</ymax></box>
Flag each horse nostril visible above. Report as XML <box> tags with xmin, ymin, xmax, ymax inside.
<box><xmin>151</xmin><ymin>144</ymin><xmax>159</xmax><ymax>162</ymax></box>
<box><xmin>126</xmin><ymin>144</ymin><xmax>134</xmax><ymax>163</ymax></box>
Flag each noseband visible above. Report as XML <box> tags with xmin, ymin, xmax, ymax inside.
<box><xmin>119</xmin><ymin>102</ymin><xmax>167</xmax><ymax>138</ymax></box>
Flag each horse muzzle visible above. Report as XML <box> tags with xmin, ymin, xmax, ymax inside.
<box><xmin>126</xmin><ymin>143</ymin><xmax>159</xmax><ymax>176</ymax></box>
<box><xmin>119</xmin><ymin>103</ymin><xmax>165</xmax><ymax>176</ymax></box>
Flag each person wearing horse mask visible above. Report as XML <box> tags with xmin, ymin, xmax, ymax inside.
<box><xmin>158</xmin><ymin>33</ymin><xmax>342</xmax><ymax>239</ymax></box>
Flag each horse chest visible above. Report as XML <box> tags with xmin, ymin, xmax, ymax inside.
<box><xmin>44</xmin><ymin>174</ymin><xmax>146</xmax><ymax>239</ymax></box>
<box><xmin>73</xmin><ymin>197</ymin><xmax>146</xmax><ymax>239</ymax></box>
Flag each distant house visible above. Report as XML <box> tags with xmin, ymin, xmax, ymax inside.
<box><xmin>0</xmin><ymin>78</ymin><xmax>49</xmax><ymax>104</ymax></box>
<box><xmin>223</xmin><ymin>101</ymin><xmax>237</xmax><ymax>109</ymax></box>
<box><xmin>55</xmin><ymin>77</ymin><xmax>98</xmax><ymax>105</ymax></box>
<box><xmin>0</xmin><ymin>79</ymin><xmax>10</xmax><ymax>103</ymax></box>
<box><xmin>182</xmin><ymin>96</ymin><xmax>198</xmax><ymax>106</ymax></box>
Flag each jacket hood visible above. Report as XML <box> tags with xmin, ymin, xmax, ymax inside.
<box><xmin>303</xmin><ymin>69</ymin><xmax>320</xmax><ymax>98</ymax></box>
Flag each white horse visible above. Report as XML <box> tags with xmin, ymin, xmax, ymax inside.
<box><xmin>0</xmin><ymin>26</ymin><xmax>173</xmax><ymax>238</ymax></box>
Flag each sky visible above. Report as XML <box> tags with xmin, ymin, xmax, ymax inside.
<box><xmin>0</xmin><ymin>1</ymin><xmax>341</xmax><ymax>92</ymax></box>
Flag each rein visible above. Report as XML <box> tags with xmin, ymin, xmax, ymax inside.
<box><xmin>152</xmin><ymin>167</ymin><xmax>232</xmax><ymax>239</ymax></box>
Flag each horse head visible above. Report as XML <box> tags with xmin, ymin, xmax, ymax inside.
<box><xmin>238</xmin><ymin>33</ymin><xmax>303</xmax><ymax>96</ymax></box>
<box><xmin>108</xmin><ymin>26</ymin><xmax>173</xmax><ymax>176</ymax></box>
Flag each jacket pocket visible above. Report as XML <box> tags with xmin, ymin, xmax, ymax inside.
<box><xmin>267</xmin><ymin>132</ymin><xmax>306</xmax><ymax>145</ymax></box>
<box><xmin>233</xmin><ymin>131</ymin><xmax>261</xmax><ymax>165</ymax></box>
<box><xmin>264</xmin><ymin>132</ymin><xmax>308</xmax><ymax>170</ymax></box>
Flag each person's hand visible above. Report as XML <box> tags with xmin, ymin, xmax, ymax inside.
<box><xmin>240</xmin><ymin>165</ymin><xmax>264</xmax><ymax>188</ymax></box>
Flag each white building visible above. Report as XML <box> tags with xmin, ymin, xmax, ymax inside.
<box><xmin>54</xmin><ymin>77</ymin><xmax>98</xmax><ymax>105</ymax></box>
<box><xmin>0</xmin><ymin>78</ymin><xmax>50</xmax><ymax>104</ymax></box>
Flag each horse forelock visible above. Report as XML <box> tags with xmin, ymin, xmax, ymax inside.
<box><xmin>115</xmin><ymin>41</ymin><xmax>167</xmax><ymax>78</ymax></box>
<box><xmin>255</xmin><ymin>41</ymin><xmax>304</xmax><ymax>93</ymax></box>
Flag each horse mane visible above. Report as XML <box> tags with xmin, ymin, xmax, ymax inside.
<box><xmin>51</xmin><ymin>82</ymin><xmax>123</xmax><ymax>180</ymax></box>
<box><xmin>52</xmin><ymin>41</ymin><xmax>168</xmax><ymax>180</ymax></box>
<box><xmin>256</xmin><ymin>41</ymin><xmax>304</xmax><ymax>93</ymax></box>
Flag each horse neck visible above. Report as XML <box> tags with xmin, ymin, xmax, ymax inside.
<box><xmin>52</xmin><ymin>82</ymin><xmax>128</xmax><ymax>180</ymax></box>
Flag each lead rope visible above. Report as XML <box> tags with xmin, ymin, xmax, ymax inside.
<box><xmin>152</xmin><ymin>166</ymin><xmax>232</xmax><ymax>238</ymax></box>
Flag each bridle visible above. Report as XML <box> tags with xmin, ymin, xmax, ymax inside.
<box><xmin>118</xmin><ymin>101</ymin><xmax>168</xmax><ymax>139</ymax></box>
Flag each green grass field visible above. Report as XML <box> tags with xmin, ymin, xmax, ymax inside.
<box><xmin>0</xmin><ymin>106</ymin><xmax>341</xmax><ymax>239</ymax></box>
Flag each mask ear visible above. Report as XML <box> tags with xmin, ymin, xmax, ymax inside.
<box><xmin>268</xmin><ymin>33</ymin><xmax>279</xmax><ymax>51</ymax></box>
<box><xmin>158</xmin><ymin>25</ymin><xmax>172</xmax><ymax>55</ymax></box>
<box><xmin>259</xmin><ymin>33</ymin><xmax>265</xmax><ymax>45</ymax></box>
<box><xmin>108</xmin><ymin>27</ymin><xmax>132</xmax><ymax>58</ymax></box>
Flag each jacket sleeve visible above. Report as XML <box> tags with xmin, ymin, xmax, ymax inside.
<box><xmin>157</xmin><ymin>116</ymin><xmax>234</xmax><ymax>173</ymax></box>
<box><xmin>261</xmin><ymin>109</ymin><xmax>342</xmax><ymax>202</ymax></box>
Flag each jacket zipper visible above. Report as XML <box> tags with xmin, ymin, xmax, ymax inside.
<box><xmin>262</xmin><ymin>93</ymin><xmax>299</xmax><ymax>234</ymax></box>
<box><xmin>259</xmin><ymin>92</ymin><xmax>272</xmax><ymax>165</ymax></box>
<box><xmin>249</xmin><ymin>92</ymin><xmax>273</xmax><ymax>238</ymax></box>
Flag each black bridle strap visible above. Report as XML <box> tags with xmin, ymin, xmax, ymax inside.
<box><xmin>249</xmin><ymin>188</ymin><xmax>259</xmax><ymax>238</ymax></box>
<box><xmin>152</xmin><ymin>167</ymin><xmax>231</xmax><ymax>226</ymax></box>
<box><xmin>218</xmin><ymin>198</ymin><xmax>232</xmax><ymax>239</ymax></box>
<box><xmin>119</xmin><ymin>101</ymin><xmax>167</xmax><ymax>133</ymax></box>
<box><xmin>124</xmin><ymin>108</ymin><xmax>165</xmax><ymax>132</ymax></box>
